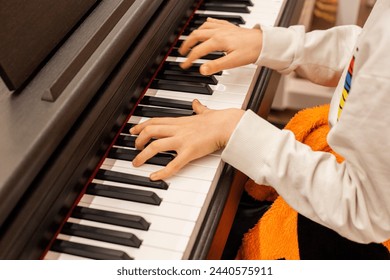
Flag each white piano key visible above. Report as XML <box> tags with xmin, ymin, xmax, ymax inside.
<box><xmin>80</xmin><ymin>194</ymin><xmax>202</xmax><ymax>222</ymax></box>
<box><xmin>145</xmin><ymin>90</ymin><xmax>241</xmax><ymax>109</ymax></box>
<box><xmin>110</xmin><ymin>145</ymin><xmax>222</xmax><ymax>170</ymax></box>
<box><xmin>66</xmin><ymin>217</ymin><xmax>190</xmax><ymax>253</ymax></box>
<box><xmin>215</xmin><ymin>67</ymin><xmax>258</xmax><ymax>86</ymax></box>
<box><xmin>195</xmin><ymin>0</ymin><xmax>285</xmax><ymax>28</ymax></box>
<box><xmin>99</xmin><ymin>161</ymin><xmax>214</xmax><ymax>194</ymax></box>
<box><xmin>102</xmin><ymin>157</ymin><xmax>220</xmax><ymax>181</ymax></box>
<box><xmin>194</xmin><ymin>10</ymin><xmax>277</xmax><ymax>27</ymax></box>
<box><xmin>91</xmin><ymin>178</ymin><xmax>207</xmax><ymax>207</ymax></box>
<box><xmin>128</xmin><ymin>115</ymin><xmax>149</xmax><ymax>124</ymax></box>
<box><xmin>186</xmin><ymin>153</ymin><xmax>222</xmax><ymax>168</ymax></box>
<box><xmin>166</xmin><ymin>56</ymin><xmax>257</xmax><ymax>70</ymax></box>
<box><xmin>210</xmin><ymin>83</ymin><xmax>250</xmax><ymax>96</ymax></box>
<box><xmin>45</xmin><ymin>251</ymin><xmax>90</xmax><ymax>260</ymax></box>
<box><xmin>76</xmin><ymin>201</ymin><xmax>196</xmax><ymax>237</ymax></box>
<box><xmin>56</xmin><ymin>233</ymin><xmax>183</xmax><ymax>260</ymax></box>
<box><xmin>146</xmin><ymin>88</ymin><xmax>245</xmax><ymax>107</ymax></box>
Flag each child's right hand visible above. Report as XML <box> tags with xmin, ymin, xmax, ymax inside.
<box><xmin>179</xmin><ymin>17</ymin><xmax>263</xmax><ymax>75</ymax></box>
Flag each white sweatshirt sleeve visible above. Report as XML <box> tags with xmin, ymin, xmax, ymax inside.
<box><xmin>222</xmin><ymin>12</ymin><xmax>390</xmax><ymax>244</ymax></box>
<box><xmin>255</xmin><ymin>25</ymin><xmax>361</xmax><ymax>86</ymax></box>
<box><xmin>222</xmin><ymin>109</ymin><xmax>390</xmax><ymax>244</ymax></box>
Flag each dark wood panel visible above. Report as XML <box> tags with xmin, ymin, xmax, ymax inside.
<box><xmin>0</xmin><ymin>0</ymin><xmax>99</xmax><ymax>90</ymax></box>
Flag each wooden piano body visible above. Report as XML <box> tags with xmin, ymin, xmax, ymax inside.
<box><xmin>0</xmin><ymin>0</ymin><xmax>303</xmax><ymax>259</ymax></box>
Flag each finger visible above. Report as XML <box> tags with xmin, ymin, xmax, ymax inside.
<box><xmin>130</xmin><ymin>119</ymin><xmax>152</xmax><ymax>135</ymax></box>
<box><xmin>206</xmin><ymin>17</ymin><xmax>233</xmax><ymax>26</ymax></box>
<box><xmin>178</xmin><ymin>29</ymin><xmax>216</xmax><ymax>56</ymax></box>
<box><xmin>130</xmin><ymin>117</ymin><xmax>178</xmax><ymax>135</ymax></box>
<box><xmin>197</xmin><ymin>21</ymin><xmax>232</xmax><ymax>30</ymax></box>
<box><xmin>180</xmin><ymin>39</ymin><xmax>220</xmax><ymax>69</ymax></box>
<box><xmin>149</xmin><ymin>153</ymin><xmax>190</xmax><ymax>181</ymax></box>
<box><xmin>192</xmin><ymin>99</ymin><xmax>208</xmax><ymax>115</ymax></box>
<box><xmin>135</xmin><ymin>124</ymin><xmax>176</xmax><ymax>149</ymax></box>
<box><xmin>132</xmin><ymin>138</ymin><xmax>177</xmax><ymax>167</ymax></box>
<box><xmin>199</xmin><ymin>50</ymin><xmax>245</xmax><ymax>75</ymax></box>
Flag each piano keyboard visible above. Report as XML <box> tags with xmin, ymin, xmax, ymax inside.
<box><xmin>45</xmin><ymin>0</ymin><xmax>287</xmax><ymax>260</ymax></box>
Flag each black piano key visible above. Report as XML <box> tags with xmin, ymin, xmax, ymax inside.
<box><xmin>181</xmin><ymin>26</ymin><xmax>200</xmax><ymax>36</ymax></box>
<box><xmin>51</xmin><ymin>239</ymin><xmax>133</xmax><ymax>260</ymax></box>
<box><xmin>170</xmin><ymin>47</ymin><xmax>224</xmax><ymax>61</ymax></box>
<box><xmin>174</xmin><ymin>39</ymin><xmax>195</xmax><ymax>49</ymax></box>
<box><xmin>87</xmin><ymin>183</ymin><xmax>162</xmax><ymax>205</ymax></box>
<box><xmin>191</xmin><ymin>14</ymin><xmax>245</xmax><ymax>25</ymax></box>
<box><xmin>163</xmin><ymin>61</ymin><xmax>222</xmax><ymax>76</ymax></box>
<box><xmin>61</xmin><ymin>222</ymin><xmax>142</xmax><ymax>248</ymax></box>
<box><xmin>108</xmin><ymin>147</ymin><xmax>174</xmax><ymax>166</ymax></box>
<box><xmin>72</xmin><ymin>206</ymin><xmax>150</xmax><ymax>230</ymax></box>
<box><xmin>151</xmin><ymin>79</ymin><xmax>213</xmax><ymax>95</ymax></box>
<box><xmin>134</xmin><ymin>105</ymin><xmax>194</xmax><ymax>118</ymax></box>
<box><xmin>205</xmin><ymin>0</ymin><xmax>254</xmax><ymax>6</ymax></box>
<box><xmin>183</xmin><ymin>13</ymin><xmax>245</xmax><ymax>36</ymax></box>
<box><xmin>199</xmin><ymin>3</ymin><xmax>250</xmax><ymax>13</ymax></box>
<box><xmin>115</xmin><ymin>134</ymin><xmax>146</xmax><ymax>149</ymax></box>
<box><xmin>157</xmin><ymin>68</ymin><xmax>218</xmax><ymax>85</ymax></box>
<box><xmin>170</xmin><ymin>47</ymin><xmax>225</xmax><ymax>61</ymax></box>
<box><xmin>140</xmin><ymin>96</ymin><xmax>193</xmax><ymax>110</ymax></box>
<box><xmin>115</xmin><ymin>134</ymin><xmax>137</xmax><ymax>147</ymax></box>
<box><xmin>114</xmin><ymin>131</ymin><xmax>176</xmax><ymax>155</ymax></box>
<box><xmin>121</xmin><ymin>123</ymin><xmax>135</xmax><ymax>135</ymax></box>
<box><xmin>95</xmin><ymin>169</ymin><xmax>169</xmax><ymax>190</ymax></box>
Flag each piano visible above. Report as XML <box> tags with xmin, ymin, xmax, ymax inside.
<box><xmin>0</xmin><ymin>0</ymin><xmax>303</xmax><ymax>260</ymax></box>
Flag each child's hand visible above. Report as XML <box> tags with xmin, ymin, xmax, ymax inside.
<box><xmin>179</xmin><ymin>17</ymin><xmax>263</xmax><ymax>75</ymax></box>
<box><xmin>130</xmin><ymin>99</ymin><xmax>244</xmax><ymax>180</ymax></box>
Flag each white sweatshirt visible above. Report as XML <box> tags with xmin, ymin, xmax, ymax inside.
<box><xmin>221</xmin><ymin>0</ymin><xmax>390</xmax><ymax>244</ymax></box>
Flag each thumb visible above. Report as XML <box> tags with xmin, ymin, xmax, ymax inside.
<box><xmin>199</xmin><ymin>56</ymin><xmax>228</xmax><ymax>75</ymax></box>
<box><xmin>192</xmin><ymin>99</ymin><xmax>208</xmax><ymax>114</ymax></box>
<box><xmin>199</xmin><ymin>63</ymin><xmax>218</xmax><ymax>76</ymax></box>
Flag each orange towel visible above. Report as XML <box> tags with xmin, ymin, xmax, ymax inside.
<box><xmin>238</xmin><ymin>104</ymin><xmax>390</xmax><ymax>260</ymax></box>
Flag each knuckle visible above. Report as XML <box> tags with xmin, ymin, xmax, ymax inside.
<box><xmin>147</xmin><ymin>141</ymin><xmax>160</xmax><ymax>153</ymax></box>
<box><xmin>189</xmin><ymin>47</ymin><xmax>202</xmax><ymax>58</ymax></box>
<box><xmin>134</xmin><ymin>137</ymin><xmax>144</xmax><ymax>149</ymax></box>
<box><xmin>201</xmin><ymin>22</ymin><xmax>212</xmax><ymax>28</ymax></box>
<box><xmin>167</xmin><ymin>161</ymin><xmax>180</xmax><ymax>173</ymax></box>
<box><xmin>190</xmin><ymin>29</ymin><xmax>202</xmax><ymax>38</ymax></box>
<box><xmin>142</xmin><ymin>125</ymin><xmax>153</xmax><ymax>137</ymax></box>
<box><xmin>212</xmin><ymin>34</ymin><xmax>224</xmax><ymax>43</ymax></box>
<box><xmin>146</xmin><ymin>118</ymin><xmax>156</xmax><ymax>125</ymax></box>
